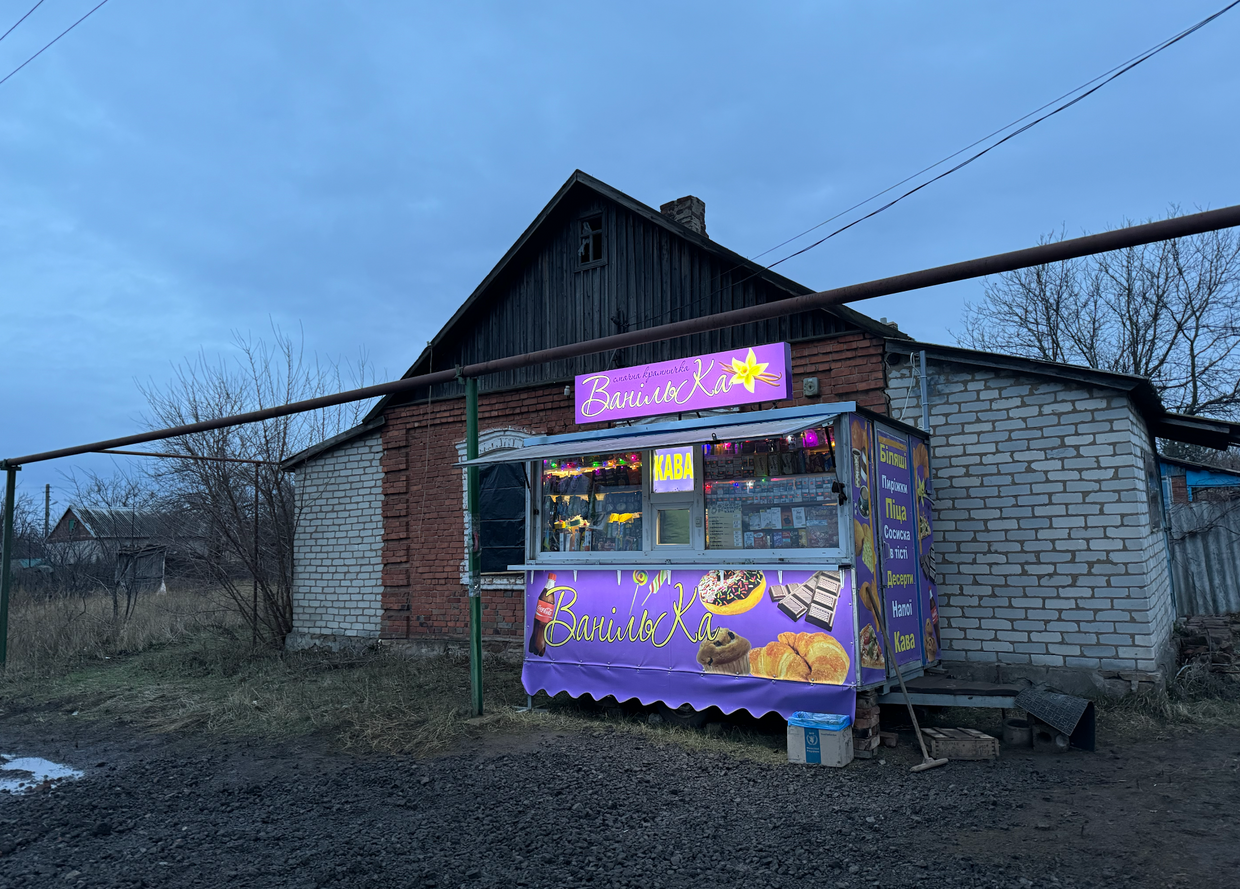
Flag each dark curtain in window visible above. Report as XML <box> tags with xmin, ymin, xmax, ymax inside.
<box><xmin>479</xmin><ymin>463</ymin><xmax>526</xmax><ymax>573</ymax></box>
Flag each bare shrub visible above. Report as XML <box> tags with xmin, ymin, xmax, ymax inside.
<box><xmin>135</xmin><ymin>326</ymin><xmax>374</xmax><ymax>645</ymax></box>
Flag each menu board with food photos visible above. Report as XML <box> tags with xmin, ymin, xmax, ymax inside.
<box><xmin>874</xmin><ymin>425</ymin><xmax>923</xmax><ymax>669</ymax></box>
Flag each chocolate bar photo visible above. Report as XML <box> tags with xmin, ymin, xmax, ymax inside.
<box><xmin>805</xmin><ymin>591</ymin><xmax>839</xmax><ymax>631</ymax></box>
<box><xmin>768</xmin><ymin>584</ymin><xmax>789</xmax><ymax>604</ymax></box>
<box><xmin>807</xmin><ymin>570</ymin><xmax>842</xmax><ymax>596</ymax></box>
<box><xmin>777</xmin><ymin>583</ymin><xmax>812</xmax><ymax>621</ymax></box>
<box><xmin>802</xmin><ymin>570</ymin><xmax>841</xmax><ymax>631</ymax></box>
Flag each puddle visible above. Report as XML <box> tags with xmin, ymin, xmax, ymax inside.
<box><xmin>0</xmin><ymin>754</ymin><xmax>84</xmax><ymax>794</ymax></box>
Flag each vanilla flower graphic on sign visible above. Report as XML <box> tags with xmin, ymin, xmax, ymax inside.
<box><xmin>728</xmin><ymin>348</ymin><xmax>782</xmax><ymax>393</ymax></box>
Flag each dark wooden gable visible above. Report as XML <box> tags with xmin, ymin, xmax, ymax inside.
<box><xmin>384</xmin><ymin>171</ymin><xmax>894</xmax><ymax>406</ymax></box>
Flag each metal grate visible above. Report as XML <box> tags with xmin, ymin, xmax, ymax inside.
<box><xmin>1015</xmin><ymin>688</ymin><xmax>1095</xmax><ymax>751</ymax></box>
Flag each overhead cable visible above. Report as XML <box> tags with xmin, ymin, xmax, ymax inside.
<box><xmin>0</xmin><ymin>0</ymin><xmax>45</xmax><ymax>43</ymax></box>
<box><xmin>634</xmin><ymin>0</ymin><xmax>1239</xmax><ymax>329</ymax></box>
<box><xmin>762</xmin><ymin>0</ymin><xmax>1240</xmax><ymax>272</ymax></box>
<box><xmin>0</xmin><ymin>0</ymin><xmax>110</xmax><ymax>89</ymax></box>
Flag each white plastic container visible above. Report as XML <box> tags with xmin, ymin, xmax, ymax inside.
<box><xmin>787</xmin><ymin>711</ymin><xmax>853</xmax><ymax>767</ymax></box>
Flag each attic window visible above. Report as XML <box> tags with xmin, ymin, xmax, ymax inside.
<box><xmin>579</xmin><ymin>216</ymin><xmax>603</xmax><ymax>266</ymax></box>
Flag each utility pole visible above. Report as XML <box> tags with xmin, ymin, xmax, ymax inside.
<box><xmin>0</xmin><ymin>463</ymin><xmax>20</xmax><ymax>670</ymax></box>
<box><xmin>44</xmin><ymin>484</ymin><xmax>50</xmax><ymax>539</ymax></box>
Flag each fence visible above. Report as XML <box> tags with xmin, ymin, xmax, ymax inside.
<box><xmin>1168</xmin><ymin>498</ymin><xmax>1240</xmax><ymax>616</ymax></box>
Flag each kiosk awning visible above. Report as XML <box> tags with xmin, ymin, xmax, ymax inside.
<box><xmin>458</xmin><ymin>413</ymin><xmax>840</xmax><ymax>467</ymax></box>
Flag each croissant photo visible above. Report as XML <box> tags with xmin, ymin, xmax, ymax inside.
<box><xmin>748</xmin><ymin>631</ymin><xmax>850</xmax><ymax>685</ymax></box>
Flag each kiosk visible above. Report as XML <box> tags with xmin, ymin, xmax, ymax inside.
<box><xmin>462</xmin><ymin>342</ymin><xmax>940</xmax><ymax>720</ymax></box>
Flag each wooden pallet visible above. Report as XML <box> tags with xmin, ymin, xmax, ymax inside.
<box><xmin>922</xmin><ymin>727</ymin><xmax>999</xmax><ymax>760</ymax></box>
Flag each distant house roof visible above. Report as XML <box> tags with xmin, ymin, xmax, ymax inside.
<box><xmin>281</xmin><ymin>417</ymin><xmax>385</xmax><ymax>472</ymax></box>
<box><xmin>887</xmin><ymin>339</ymin><xmax>1240</xmax><ymax>450</ymax></box>
<box><xmin>49</xmin><ymin>506</ymin><xmax>165</xmax><ymax>542</ymax></box>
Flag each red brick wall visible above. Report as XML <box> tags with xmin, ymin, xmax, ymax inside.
<box><xmin>379</xmin><ymin>332</ymin><xmax>889</xmax><ymax>642</ymax></box>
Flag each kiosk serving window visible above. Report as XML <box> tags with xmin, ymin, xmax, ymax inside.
<box><xmin>702</xmin><ymin>425</ymin><xmax>839</xmax><ymax>551</ymax></box>
<box><xmin>532</xmin><ymin>418</ymin><xmax>846</xmax><ymax>562</ymax></box>
<box><xmin>539</xmin><ymin>452</ymin><xmax>643</xmax><ymax>553</ymax></box>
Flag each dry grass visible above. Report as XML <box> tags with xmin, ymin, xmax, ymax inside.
<box><xmin>0</xmin><ymin>627</ymin><xmax>790</xmax><ymax>760</ymax></box>
<box><xmin>6</xmin><ymin>590</ymin><xmax>1239</xmax><ymax>759</ymax></box>
<box><xmin>1096</xmin><ymin>662</ymin><xmax>1240</xmax><ymax>738</ymax></box>
<box><xmin>0</xmin><ymin>579</ymin><xmax>789</xmax><ymax>760</ymax></box>
<box><xmin>2</xmin><ymin>583</ymin><xmax>242</xmax><ymax>675</ymax></box>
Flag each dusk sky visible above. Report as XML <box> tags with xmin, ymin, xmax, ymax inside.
<box><xmin>1</xmin><ymin>1</ymin><xmax>1237</xmax><ymax>503</ymax></box>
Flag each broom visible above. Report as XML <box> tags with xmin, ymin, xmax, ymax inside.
<box><xmin>872</xmin><ymin>605</ymin><xmax>947</xmax><ymax>772</ymax></box>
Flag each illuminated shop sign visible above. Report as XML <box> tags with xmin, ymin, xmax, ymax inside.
<box><xmin>651</xmin><ymin>446</ymin><xmax>695</xmax><ymax>493</ymax></box>
<box><xmin>574</xmin><ymin>343</ymin><xmax>792</xmax><ymax>424</ymax></box>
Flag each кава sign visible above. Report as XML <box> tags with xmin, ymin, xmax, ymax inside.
<box><xmin>652</xmin><ymin>446</ymin><xmax>695</xmax><ymax>494</ymax></box>
<box><xmin>574</xmin><ymin>343</ymin><xmax>793</xmax><ymax>424</ymax></box>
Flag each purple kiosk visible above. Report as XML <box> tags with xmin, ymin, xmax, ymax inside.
<box><xmin>461</xmin><ymin>342</ymin><xmax>940</xmax><ymax>721</ymax></box>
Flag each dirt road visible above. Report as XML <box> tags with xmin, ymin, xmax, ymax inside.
<box><xmin>0</xmin><ymin>712</ymin><xmax>1235</xmax><ymax>889</ymax></box>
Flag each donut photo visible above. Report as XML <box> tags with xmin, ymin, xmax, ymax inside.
<box><xmin>695</xmin><ymin>570</ymin><xmax>766</xmax><ymax>616</ymax></box>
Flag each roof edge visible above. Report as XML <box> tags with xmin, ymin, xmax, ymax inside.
<box><xmin>887</xmin><ymin>339</ymin><xmax>1240</xmax><ymax>450</ymax></box>
<box><xmin>281</xmin><ymin>417</ymin><xmax>386</xmax><ymax>471</ymax></box>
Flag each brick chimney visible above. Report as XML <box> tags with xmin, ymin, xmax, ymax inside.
<box><xmin>660</xmin><ymin>195</ymin><xmax>707</xmax><ymax>237</ymax></box>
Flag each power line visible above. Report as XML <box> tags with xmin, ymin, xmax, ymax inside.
<box><xmin>749</xmin><ymin>8</ymin><xmax>1234</xmax><ymax>266</ymax></box>
<box><xmin>0</xmin><ymin>0</ymin><xmax>45</xmax><ymax>43</ymax></box>
<box><xmin>0</xmin><ymin>0</ymin><xmax>110</xmax><ymax>89</ymax></box>
<box><xmin>762</xmin><ymin>0</ymin><xmax>1240</xmax><ymax>273</ymax></box>
<box><xmin>633</xmin><ymin>0</ymin><xmax>1239</xmax><ymax>329</ymax></box>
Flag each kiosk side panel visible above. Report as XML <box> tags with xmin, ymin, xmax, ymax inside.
<box><xmin>912</xmin><ymin>438</ymin><xmax>941</xmax><ymax>664</ymax></box>
<box><xmin>522</xmin><ymin>567</ymin><xmax>857</xmax><ymax>720</ymax></box>
<box><xmin>848</xmin><ymin>415</ymin><xmax>887</xmax><ymax>686</ymax></box>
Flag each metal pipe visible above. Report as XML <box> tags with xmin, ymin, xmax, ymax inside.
<box><xmin>0</xmin><ymin>465</ymin><xmax>18</xmax><ymax>669</ymax></box>
<box><xmin>5</xmin><ymin>203</ymin><xmax>1240</xmax><ymax>469</ymax></box>
<box><xmin>97</xmin><ymin>448</ymin><xmax>278</xmax><ymax>465</ymax></box>
<box><xmin>253</xmin><ymin>461</ymin><xmax>260</xmax><ymax>646</ymax></box>
<box><xmin>465</xmin><ymin>376</ymin><xmax>483</xmax><ymax>716</ymax></box>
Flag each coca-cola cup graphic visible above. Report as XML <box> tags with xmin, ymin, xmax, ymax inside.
<box><xmin>528</xmin><ymin>573</ymin><xmax>557</xmax><ymax>657</ymax></box>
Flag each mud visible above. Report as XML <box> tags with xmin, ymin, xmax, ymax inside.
<box><xmin>0</xmin><ymin>713</ymin><xmax>1235</xmax><ymax>888</ymax></box>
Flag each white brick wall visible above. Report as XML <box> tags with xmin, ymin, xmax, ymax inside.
<box><xmin>888</xmin><ymin>357</ymin><xmax>1173</xmax><ymax>692</ymax></box>
<box><xmin>287</xmin><ymin>431</ymin><xmax>383</xmax><ymax>647</ymax></box>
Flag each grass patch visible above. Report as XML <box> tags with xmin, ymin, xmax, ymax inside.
<box><xmin>1095</xmin><ymin>662</ymin><xmax>1240</xmax><ymax>739</ymax></box>
<box><xmin>3</xmin><ymin>584</ymin><xmax>241</xmax><ymax>675</ymax></box>
<box><xmin>0</xmin><ymin>630</ymin><xmax>790</xmax><ymax>760</ymax></box>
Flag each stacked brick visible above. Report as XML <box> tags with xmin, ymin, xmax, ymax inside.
<box><xmin>887</xmin><ymin>356</ymin><xmax>1175</xmax><ymax>694</ymax></box>
<box><xmin>1178</xmin><ymin>615</ymin><xmax>1240</xmax><ymax>678</ymax></box>
<box><xmin>287</xmin><ymin>431</ymin><xmax>385</xmax><ymax>648</ymax></box>
<box><xmin>852</xmin><ymin>690</ymin><xmax>882</xmax><ymax>758</ymax></box>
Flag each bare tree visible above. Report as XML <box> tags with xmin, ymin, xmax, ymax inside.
<box><xmin>959</xmin><ymin>210</ymin><xmax>1240</xmax><ymax>423</ymax></box>
<box><xmin>55</xmin><ymin>468</ymin><xmax>161</xmax><ymax>623</ymax></box>
<box><xmin>137</xmin><ymin>325</ymin><xmax>374</xmax><ymax>644</ymax></box>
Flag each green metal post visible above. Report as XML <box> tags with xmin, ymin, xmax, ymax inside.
<box><xmin>0</xmin><ymin>464</ymin><xmax>19</xmax><ymax>670</ymax></box>
<box><xmin>465</xmin><ymin>377</ymin><xmax>484</xmax><ymax>716</ymax></box>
